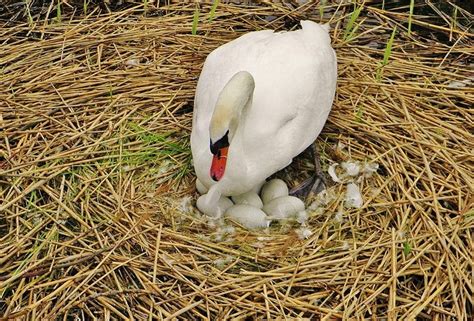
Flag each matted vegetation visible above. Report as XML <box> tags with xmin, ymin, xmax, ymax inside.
<box><xmin>0</xmin><ymin>1</ymin><xmax>473</xmax><ymax>320</ymax></box>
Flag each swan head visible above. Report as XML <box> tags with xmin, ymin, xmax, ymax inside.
<box><xmin>209</xmin><ymin>71</ymin><xmax>255</xmax><ymax>182</ymax></box>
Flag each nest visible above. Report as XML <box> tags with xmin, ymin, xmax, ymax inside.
<box><xmin>0</xmin><ymin>2</ymin><xmax>473</xmax><ymax>320</ymax></box>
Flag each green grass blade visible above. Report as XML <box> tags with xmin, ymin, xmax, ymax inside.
<box><xmin>144</xmin><ymin>0</ymin><xmax>148</xmax><ymax>15</ymax></box>
<box><xmin>56</xmin><ymin>0</ymin><xmax>61</xmax><ymax>23</ymax></box>
<box><xmin>192</xmin><ymin>8</ymin><xmax>199</xmax><ymax>35</ymax></box>
<box><xmin>382</xmin><ymin>26</ymin><xmax>397</xmax><ymax>66</ymax></box>
<box><xmin>319</xmin><ymin>0</ymin><xmax>326</xmax><ymax>21</ymax></box>
<box><xmin>27</xmin><ymin>10</ymin><xmax>33</xmax><ymax>27</ymax></box>
<box><xmin>376</xmin><ymin>26</ymin><xmax>397</xmax><ymax>81</ymax></box>
<box><xmin>403</xmin><ymin>241</ymin><xmax>412</xmax><ymax>256</ymax></box>
<box><xmin>355</xmin><ymin>106</ymin><xmax>364</xmax><ymax>123</ymax></box>
<box><xmin>450</xmin><ymin>6</ymin><xmax>458</xmax><ymax>39</ymax></box>
<box><xmin>209</xmin><ymin>0</ymin><xmax>219</xmax><ymax>21</ymax></box>
<box><xmin>24</xmin><ymin>0</ymin><xmax>34</xmax><ymax>27</ymax></box>
<box><xmin>343</xmin><ymin>3</ymin><xmax>363</xmax><ymax>41</ymax></box>
<box><xmin>408</xmin><ymin>0</ymin><xmax>414</xmax><ymax>36</ymax></box>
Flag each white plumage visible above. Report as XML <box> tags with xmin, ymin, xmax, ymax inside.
<box><xmin>191</xmin><ymin>20</ymin><xmax>337</xmax><ymax>203</ymax></box>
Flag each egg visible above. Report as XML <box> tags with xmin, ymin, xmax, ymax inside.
<box><xmin>260</xmin><ymin>179</ymin><xmax>289</xmax><ymax>204</ymax></box>
<box><xmin>195</xmin><ymin>178</ymin><xmax>208</xmax><ymax>194</ymax></box>
<box><xmin>196</xmin><ymin>194</ymin><xmax>233</xmax><ymax>218</ymax></box>
<box><xmin>262</xmin><ymin>195</ymin><xmax>305</xmax><ymax>220</ymax></box>
<box><xmin>224</xmin><ymin>204</ymin><xmax>270</xmax><ymax>229</ymax></box>
<box><xmin>231</xmin><ymin>191</ymin><xmax>263</xmax><ymax>208</ymax></box>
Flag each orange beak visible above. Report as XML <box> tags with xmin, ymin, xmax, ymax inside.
<box><xmin>210</xmin><ymin>146</ymin><xmax>228</xmax><ymax>181</ymax></box>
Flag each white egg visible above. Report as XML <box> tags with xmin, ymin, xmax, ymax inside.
<box><xmin>260</xmin><ymin>179</ymin><xmax>289</xmax><ymax>204</ymax></box>
<box><xmin>196</xmin><ymin>194</ymin><xmax>233</xmax><ymax>218</ymax></box>
<box><xmin>195</xmin><ymin>178</ymin><xmax>208</xmax><ymax>194</ymax></box>
<box><xmin>231</xmin><ymin>191</ymin><xmax>263</xmax><ymax>208</ymax></box>
<box><xmin>262</xmin><ymin>196</ymin><xmax>305</xmax><ymax>220</ymax></box>
<box><xmin>224</xmin><ymin>204</ymin><xmax>270</xmax><ymax>229</ymax></box>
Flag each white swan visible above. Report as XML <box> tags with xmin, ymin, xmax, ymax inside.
<box><xmin>191</xmin><ymin>20</ymin><xmax>337</xmax><ymax>205</ymax></box>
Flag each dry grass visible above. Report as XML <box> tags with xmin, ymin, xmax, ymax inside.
<box><xmin>1</xmin><ymin>1</ymin><xmax>473</xmax><ymax>320</ymax></box>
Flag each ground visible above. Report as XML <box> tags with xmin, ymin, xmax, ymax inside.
<box><xmin>0</xmin><ymin>1</ymin><xmax>473</xmax><ymax>320</ymax></box>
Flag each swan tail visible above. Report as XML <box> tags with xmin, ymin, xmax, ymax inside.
<box><xmin>321</xmin><ymin>23</ymin><xmax>330</xmax><ymax>33</ymax></box>
<box><xmin>300</xmin><ymin>20</ymin><xmax>330</xmax><ymax>33</ymax></box>
<box><xmin>300</xmin><ymin>20</ymin><xmax>332</xmax><ymax>45</ymax></box>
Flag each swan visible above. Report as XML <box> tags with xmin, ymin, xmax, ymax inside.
<box><xmin>191</xmin><ymin>20</ymin><xmax>337</xmax><ymax>206</ymax></box>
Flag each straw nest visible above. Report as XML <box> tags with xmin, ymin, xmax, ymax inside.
<box><xmin>1</xmin><ymin>2</ymin><xmax>473</xmax><ymax>320</ymax></box>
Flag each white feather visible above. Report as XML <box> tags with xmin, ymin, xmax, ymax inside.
<box><xmin>345</xmin><ymin>183</ymin><xmax>363</xmax><ymax>209</ymax></box>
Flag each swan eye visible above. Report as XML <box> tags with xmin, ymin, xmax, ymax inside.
<box><xmin>210</xmin><ymin>130</ymin><xmax>230</xmax><ymax>155</ymax></box>
<box><xmin>210</xmin><ymin>140</ymin><xmax>218</xmax><ymax>155</ymax></box>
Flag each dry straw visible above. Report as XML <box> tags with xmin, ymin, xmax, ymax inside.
<box><xmin>0</xmin><ymin>1</ymin><xmax>473</xmax><ymax>320</ymax></box>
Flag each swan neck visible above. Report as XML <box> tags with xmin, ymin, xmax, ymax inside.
<box><xmin>210</xmin><ymin>71</ymin><xmax>255</xmax><ymax>142</ymax></box>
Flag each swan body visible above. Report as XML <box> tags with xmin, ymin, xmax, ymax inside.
<box><xmin>191</xmin><ymin>20</ymin><xmax>337</xmax><ymax>203</ymax></box>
